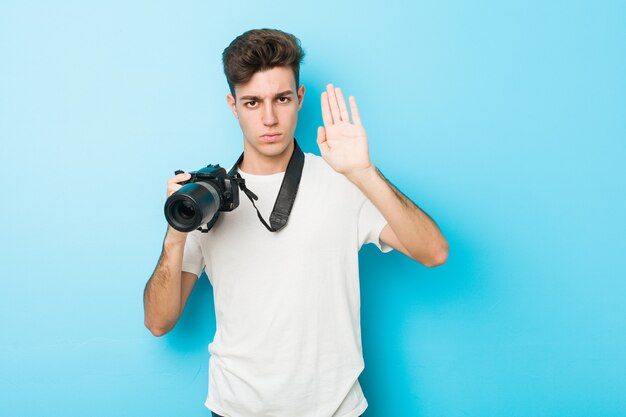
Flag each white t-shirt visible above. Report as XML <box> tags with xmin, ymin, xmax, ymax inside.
<box><xmin>182</xmin><ymin>153</ymin><xmax>392</xmax><ymax>417</ymax></box>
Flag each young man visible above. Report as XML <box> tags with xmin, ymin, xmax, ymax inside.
<box><xmin>144</xmin><ymin>28</ymin><xmax>448</xmax><ymax>417</ymax></box>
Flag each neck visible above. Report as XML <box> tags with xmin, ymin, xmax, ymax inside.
<box><xmin>239</xmin><ymin>139</ymin><xmax>295</xmax><ymax>175</ymax></box>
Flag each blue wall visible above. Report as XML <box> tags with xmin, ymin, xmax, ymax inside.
<box><xmin>1</xmin><ymin>1</ymin><xmax>625</xmax><ymax>416</ymax></box>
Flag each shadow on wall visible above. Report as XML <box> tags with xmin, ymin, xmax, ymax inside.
<box><xmin>359</xmin><ymin>229</ymin><xmax>480</xmax><ymax>416</ymax></box>
<box><xmin>163</xmin><ymin>275</ymin><xmax>216</xmax><ymax>354</ymax></box>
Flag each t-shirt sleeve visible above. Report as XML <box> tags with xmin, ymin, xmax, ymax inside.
<box><xmin>181</xmin><ymin>230</ymin><xmax>205</xmax><ymax>278</ymax></box>
<box><xmin>357</xmin><ymin>197</ymin><xmax>393</xmax><ymax>253</ymax></box>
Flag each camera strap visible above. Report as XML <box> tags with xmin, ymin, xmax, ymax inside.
<box><xmin>228</xmin><ymin>139</ymin><xmax>305</xmax><ymax>232</ymax></box>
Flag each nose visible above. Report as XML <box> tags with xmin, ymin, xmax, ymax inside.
<box><xmin>262</xmin><ymin>102</ymin><xmax>278</xmax><ymax>126</ymax></box>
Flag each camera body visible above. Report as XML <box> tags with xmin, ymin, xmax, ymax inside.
<box><xmin>178</xmin><ymin>165</ymin><xmax>240</xmax><ymax>211</ymax></box>
<box><xmin>164</xmin><ymin>164</ymin><xmax>241</xmax><ymax>232</ymax></box>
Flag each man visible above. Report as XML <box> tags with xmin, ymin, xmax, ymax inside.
<box><xmin>144</xmin><ymin>28</ymin><xmax>448</xmax><ymax>417</ymax></box>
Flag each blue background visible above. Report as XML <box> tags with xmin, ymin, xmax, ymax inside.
<box><xmin>1</xmin><ymin>1</ymin><xmax>625</xmax><ymax>416</ymax></box>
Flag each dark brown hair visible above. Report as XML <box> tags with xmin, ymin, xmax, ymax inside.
<box><xmin>222</xmin><ymin>28</ymin><xmax>305</xmax><ymax>99</ymax></box>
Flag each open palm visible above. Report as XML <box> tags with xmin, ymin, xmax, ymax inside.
<box><xmin>317</xmin><ymin>84</ymin><xmax>372</xmax><ymax>176</ymax></box>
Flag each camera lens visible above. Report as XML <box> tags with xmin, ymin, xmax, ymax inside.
<box><xmin>179</xmin><ymin>201</ymin><xmax>196</xmax><ymax>219</ymax></box>
<box><xmin>164</xmin><ymin>182</ymin><xmax>221</xmax><ymax>232</ymax></box>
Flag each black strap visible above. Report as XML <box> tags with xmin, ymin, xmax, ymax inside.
<box><xmin>228</xmin><ymin>139</ymin><xmax>305</xmax><ymax>232</ymax></box>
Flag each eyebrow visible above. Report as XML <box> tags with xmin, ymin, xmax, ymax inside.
<box><xmin>239</xmin><ymin>90</ymin><xmax>294</xmax><ymax>101</ymax></box>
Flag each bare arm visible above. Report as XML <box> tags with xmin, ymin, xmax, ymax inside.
<box><xmin>143</xmin><ymin>227</ymin><xmax>198</xmax><ymax>336</ymax></box>
<box><xmin>143</xmin><ymin>172</ymin><xmax>197</xmax><ymax>336</ymax></box>
<box><xmin>348</xmin><ymin>166</ymin><xmax>448</xmax><ymax>266</ymax></box>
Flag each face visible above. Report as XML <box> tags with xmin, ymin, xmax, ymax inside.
<box><xmin>226</xmin><ymin>66</ymin><xmax>305</xmax><ymax>166</ymax></box>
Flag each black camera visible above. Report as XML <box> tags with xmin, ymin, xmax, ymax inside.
<box><xmin>164</xmin><ymin>165</ymin><xmax>242</xmax><ymax>232</ymax></box>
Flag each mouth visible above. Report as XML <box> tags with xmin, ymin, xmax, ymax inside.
<box><xmin>260</xmin><ymin>133</ymin><xmax>282</xmax><ymax>143</ymax></box>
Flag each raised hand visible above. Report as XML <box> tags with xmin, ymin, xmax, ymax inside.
<box><xmin>317</xmin><ymin>84</ymin><xmax>373</xmax><ymax>177</ymax></box>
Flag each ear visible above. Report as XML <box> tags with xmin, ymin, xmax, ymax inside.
<box><xmin>297</xmin><ymin>84</ymin><xmax>305</xmax><ymax>111</ymax></box>
<box><xmin>226</xmin><ymin>94</ymin><xmax>238</xmax><ymax>119</ymax></box>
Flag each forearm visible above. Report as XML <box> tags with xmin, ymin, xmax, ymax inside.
<box><xmin>143</xmin><ymin>228</ymin><xmax>187</xmax><ymax>336</ymax></box>
<box><xmin>347</xmin><ymin>165</ymin><xmax>448</xmax><ymax>265</ymax></box>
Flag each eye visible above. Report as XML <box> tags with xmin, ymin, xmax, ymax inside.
<box><xmin>277</xmin><ymin>96</ymin><xmax>290</xmax><ymax>103</ymax></box>
<box><xmin>244</xmin><ymin>100</ymin><xmax>257</xmax><ymax>108</ymax></box>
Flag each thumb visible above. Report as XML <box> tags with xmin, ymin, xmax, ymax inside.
<box><xmin>316</xmin><ymin>126</ymin><xmax>329</xmax><ymax>157</ymax></box>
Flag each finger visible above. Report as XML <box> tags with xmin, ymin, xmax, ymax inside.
<box><xmin>170</xmin><ymin>183</ymin><xmax>184</xmax><ymax>192</ymax></box>
<box><xmin>166</xmin><ymin>183</ymin><xmax>184</xmax><ymax>197</ymax></box>
<box><xmin>321</xmin><ymin>92</ymin><xmax>333</xmax><ymax>127</ymax></box>
<box><xmin>168</xmin><ymin>172</ymin><xmax>191</xmax><ymax>185</ymax></box>
<box><xmin>326</xmin><ymin>84</ymin><xmax>342</xmax><ymax>123</ymax></box>
<box><xmin>349</xmin><ymin>96</ymin><xmax>362</xmax><ymax>126</ymax></box>
<box><xmin>316</xmin><ymin>126</ymin><xmax>330</xmax><ymax>156</ymax></box>
<box><xmin>335</xmin><ymin>88</ymin><xmax>350</xmax><ymax>124</ymax></box>
<box><xmin>316</xmin><ymin>126</ymin><xmax>326</xmax><ymax>145</ymax></box>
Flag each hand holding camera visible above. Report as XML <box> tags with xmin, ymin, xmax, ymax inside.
<box><xmin>164</xmin><ymin>165</ymin><xmax>242</xmax><ymax>233</ymax></box>
<box><xmin>167</xmin><ymin>172</ymin><xmax>192</xmax><ymax>198</ymax></box>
